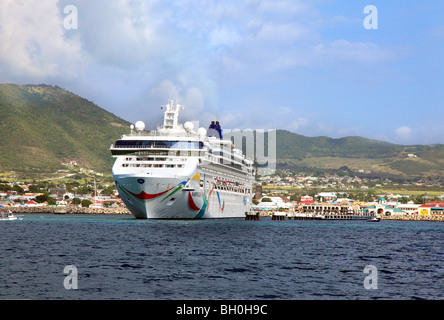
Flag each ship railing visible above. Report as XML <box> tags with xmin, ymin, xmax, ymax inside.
<box><xmin>121</xmin><ymin>131</ymin><xmax>202</xmax><ymax>138</ymax></box>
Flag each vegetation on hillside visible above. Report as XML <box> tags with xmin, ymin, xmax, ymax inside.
<box><xmin>0</xmin><ymin>84</ymin><xmax>130</xmax><ymax>173</ymax></box>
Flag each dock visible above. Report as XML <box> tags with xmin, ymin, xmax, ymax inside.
<box><xmin>245</xmin><ymin>211</ymin><xmax>260</xmax><ymax>220</ymax></box>
<box><xmin>286</xmin><ymin>212</ymin><xmax>372</xmax><ymax>220</ymax></box>
<box><xmin>246</xmin><ymin>210</ymin><xmax>444</xmax><ymax>222</ymax></box>
<box><xmin>271</xmin><ymin>212</ymin><xmax>287</xmax><ymax>221</ymax></box>
<box><xmin>246</xmin><ymin>210</ymin><xmax>375</xmax><ymax>221</ymax></box>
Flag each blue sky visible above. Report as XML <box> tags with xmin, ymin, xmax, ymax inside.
<box><xmin>1</xmin><ymin>0</ymin><xmax>443</xmax><ymax>145</ymax></box>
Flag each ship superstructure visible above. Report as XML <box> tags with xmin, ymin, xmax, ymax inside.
<box><xmin>110</xmin><ymin>100</ymin><xmax>255</xmax><ymax>219</ymax></box>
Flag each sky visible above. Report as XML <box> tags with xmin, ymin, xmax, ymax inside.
<box><xmin>1</xmin><ymin>0</ymin><xmax>444</xmax><ymax>145</ymax></box>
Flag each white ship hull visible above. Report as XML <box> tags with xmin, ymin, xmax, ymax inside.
<box><xmin>114</xmin><ymin>172</ymin><xmax>251</xmax><ymax>219</ymax></box>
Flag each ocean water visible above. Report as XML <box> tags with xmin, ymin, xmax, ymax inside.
<box><xmin>0</xmin><ymin>214</ymin><xmax>442</xmax><ymax>300</ymax></box>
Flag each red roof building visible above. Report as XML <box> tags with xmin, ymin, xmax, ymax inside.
<box><xmin>299</xmin><ymin>195</ymin><xmax>315</xmax><ymax>205</ymax></box>
<box><xmin>418</xmin><ymin>201</ymin><xmax>444</xmax><ymax>215</ymax></box>
<box><xmin>25</xmin><ymin>200</ymin><xmax>39</xmax><ymax>206</ymax></box>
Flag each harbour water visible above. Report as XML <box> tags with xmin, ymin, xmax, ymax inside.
<box><xmin>0</xmin><ymin>214</ymin><xmax>442</xmax><ymax>300</ymax></box>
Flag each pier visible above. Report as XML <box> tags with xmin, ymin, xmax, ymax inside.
<box><xmin>245</xmin><ymin>210</ymin><xmax>444</xmax><ymax>222</ymax></box>
<box><xmin>285</xmin><ymin>212</ymin><xmax>372</xmax><ymax>220</ymax></box>
<box><xmin>245</xmin><ymin>211</ymin><xmax>260</xmax><ymax>220</ymax></box>
<box><xmin>271</xmin><ymin>212</ymin><xmax>287</xmax><ymax>221</ymax></box>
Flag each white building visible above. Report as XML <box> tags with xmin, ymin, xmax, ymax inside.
<box><xmin>252</xmin><ymin>196</ymin><xmax>292</xmax><ymax>210</ymax></box>
<box><xmin>396</xmin><ymin>201</ymin><xmax>421</xmax><ymax>215</ymax></box>
<box><xmin>317</xmin><ymin>192</ymin><xmax>337</xmax><ymax>201</ymax></box>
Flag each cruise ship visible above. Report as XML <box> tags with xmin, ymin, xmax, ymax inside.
<box><xmin>110</xmin><ymin>100</ymin><xmax>255</xmax><ymax>219</ymax></box>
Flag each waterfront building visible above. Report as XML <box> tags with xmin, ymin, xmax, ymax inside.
<box><xmin>362</xmin><ymin>204</ymin><xmax>406</xmax><ymax>217</ymax></box>
<box><xmin>396</xmin><ymin>202</ymin><xmax>420</xmax><ymax>215</ymax></box>
<box><xmin>299</xmin><ymin>195</ymin><xmax>315</xmax><ymax>205</ymax></box>
<box><xmin>418</xmin><ymin>201</ymin><xmax>444</xmax><ymax>215</ymax></box>
<box><xmin>252</xmin><ymin>196</ymin><xmax>290</xmax><ymax>211</ymax></box>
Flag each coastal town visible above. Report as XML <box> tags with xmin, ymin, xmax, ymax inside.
<box><xmin>1</xmin><ymin>169</ymin><xmax>443</xmax><ymax>221</ymax></box>
<box><xmin>252</xmin><ymin>171</ymin><xmax>444</xmax><ymax>221</ymax></box>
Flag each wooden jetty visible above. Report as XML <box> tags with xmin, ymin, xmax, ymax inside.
<box><xmin>245</xmin><ymin>211</ymin><xmax>260</xmax><ymax>221</ymax></box>
<box><xmin>271</xmin><ymin>212</ymin><xmax>287</xmax><ymax>221</ymax></box>
<box><xmin>252</xmin><ymin>210</ymin><xmax>375</xmax><ymax>221</ymax></box>
<box><xmin>289</xmin><ymin>212</ymin><xmax>372</xmax><ymax>220</ymax></box>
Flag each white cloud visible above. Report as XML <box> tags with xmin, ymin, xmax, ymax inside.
<box><xmin>290</xmin><ymin>118</ymin><xmax>308</xmax><ymax>131</ymax></box>
<box><xmin>258</xmin><ymin>0</ymin><xmax>316</xmax><ymax>18</ymax></box>
<box><xmin>149</xmin><ymin>80</ymin><xmax>181</xmax><ymax>103</ymax></box>
<box><xmin>148</xmin><ymin>79</ymin><xmax>205</xmax><ymax>123</ymax></box>
<box><xmin>1</xmin><ymin>0</ymin><xmax>430</xmax><ymax>145</ymax></box>
<box><xmin>0</xmin><ymin>0</ymin><xmax>83</xmax><ymax>82</ymax></box>
<box><xmin>314</xmin><ymin>40</ymin><xmax>394</xmax><ymax>63</ymax></box>
<box><xmin>209</xmin><ymin>27</ymin><xmax>241</xmax><ymax>47</ymax></box>
<box><xmin>395</xmin><ymin>126</ymin><xmax>413</xmax><ymax>142</ymax></box>
<box><xmin>255</xmin><ymin>22</ymin><xmax>313</xmax><ymax>43</ymax></box>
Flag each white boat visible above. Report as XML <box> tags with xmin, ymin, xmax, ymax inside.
<box><xmin>0</xmin><ymin>211</ymin><xmax>23</xmax><ymax>221</ymax></box>
<box><xmin>367</xmin><ymin>216</ymin><xmax>381</xmax><ymax>222</ymax></box>
<box><xmin>110</xmin><ymin>100</ymin><xmax>255</xmax><ymax>219</ymax></box>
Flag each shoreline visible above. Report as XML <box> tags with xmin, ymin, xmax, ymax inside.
<box><xmin>380</xmin><ymin>215</ymin><xmax>444</xmax><ymax>222</ymax></box>
<box><xmin>2</xmin><ymin>206</ymin><xmax>443</xmax><ymax>221</ymax></box>
<box><xmin>1</xmin><ymin>206</ymin><xmax>131</xmax><ymax>215</ymax></box>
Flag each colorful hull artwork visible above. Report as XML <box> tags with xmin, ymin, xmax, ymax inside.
<box><xmin>115</xmin><ymin>173</ymin><xmax>233</xmax><ymax>219</ymax></box>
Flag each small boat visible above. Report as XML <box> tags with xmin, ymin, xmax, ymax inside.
<box><xmin>367</xmin><ymin>216</ymin><xmax>380</xmax><ymax>222</ymax></box>
<box><xmin>0</xmin><ymin>211</ymin><xmax>23</xmax><ymax>221</ymax></box>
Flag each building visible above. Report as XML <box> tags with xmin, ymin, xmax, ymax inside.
<box><xmin>362</xmin><ymin>197</ymin><xmax>406</xmax><ymax>217</ymax></box>
<box><xmin>49</xmin><ymin>188</ymin><xmax>67</xmax><ymax>198</ymax></box>
<box><xmin>417</xmin><ymin>201</ymin><xmax>444</xmax><ymax>216</ymax></box>
<box><xmin>396</xmin><ymin>202</ymin><xmax>421</xmax><ymax>215</ymax></box>
<box><xmin>362</xmin><ymin>204</ymin><xmax>406</xmax><ymax>217</ymax></box>
<box><xmin>252</xmin><ymin>196</ymin><xmax>291</xmax><ymax>211</ymax></box>
<box><xmin>317</xmin><ymin>192</ymin><xmax>337</xmax><ymax>201</ymax></box>
<box><xmin>25</xmin><ymin>200</ymin><xmax>39</xmax><ymax>207</ymax></box>
<box><xmin>299</xmin><ymin>195</ymin><xmax>315</xmax><ymax>205</ymax></box>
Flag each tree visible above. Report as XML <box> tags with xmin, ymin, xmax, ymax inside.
<box><xmin>28</xmin><ymin>185</ymin><xmax>40</xmax><ymax>193</ymax></box>
<box><xmin>35</xmin><ymin>193</ymin><xmax>49</xmax><ymax>203</ymax></box>
<box><xmin>101</xmin><ymin>185</ymin><xmax>115</xmax><ymax>196</ymax></box>
<box><xmin>81</xmin><ymin>199</ymin><xmax>92</xmax><ymax>208</ymax></box>
<box><xmin>399</xmin><ymin>197</ymin><xmax>409</xmax><ymax>204</ymax></box>
<box><xmin>12</xmin><ymin>184</ymin><xmax>25</xmax><ymax>194</ymax></box>
<box><xmin>71</xmin><ymin>197</ymin><xmax>81</xmax><ymax>205</ymax></box>
<box><xmin>47</xmin><ymin>196</ymin><xmax>57</xmax><ymax>205</ymax></box>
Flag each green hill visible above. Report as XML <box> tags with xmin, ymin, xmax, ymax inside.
<box><xmin>274</xmin><ymin>130</ymin><xmax>444</xmax><ymax>179</ymax></box>
<box><xmin>275</xmin><ymin>130</ymin><xmax>403</xmax><ymax>159</ymax></box>
<box><xmin>0</xmin><ymin>84</ymin><xmax>130</xmax><ymax>174</ymax></box>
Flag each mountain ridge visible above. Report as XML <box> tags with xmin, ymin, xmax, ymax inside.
<box><xmin>1</xmin><ymin>83</ymin><xmax>443</xmax><ymax>180</ymax></box>
<box><xmin>0</xmin><ymin>83</ymin><xmax>130</xmax><ymax>173</ymax></box>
